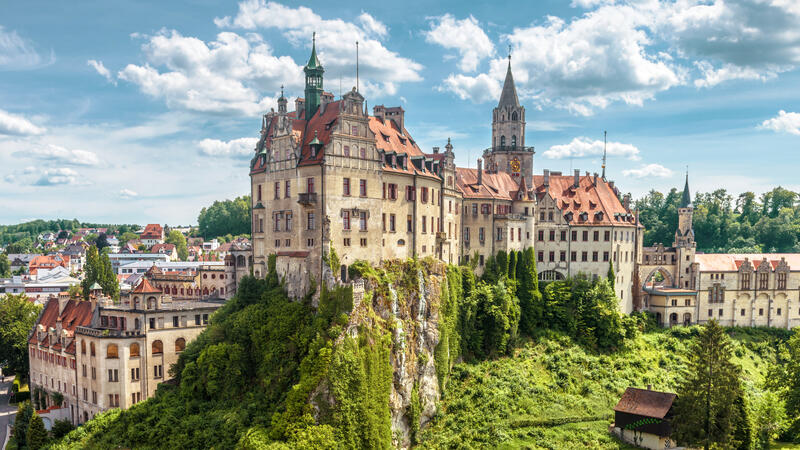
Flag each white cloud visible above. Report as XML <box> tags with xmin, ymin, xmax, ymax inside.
<box><xmin>117</xmin><ymin>30</ymin><xmax>298</xmax><ymax>115</ymax></box>
<box><xmin>215</xmin><ymin>1</ymin><xmax>423</xmax><ymax>98</ymax></box>
<box><xmin>34</xmin><ymin>168</ymin><xmax>83</xmax><ymax>186</ymax></box>
<box><xmin>20</xmin><ymin>144</ymin><xmax>101</xmax><ymax>166</ymax></box>
<box><xmin>119</xmin><ymin>189</ymin><xmax>139</xmax><ymax>199</ymax></box>
<box><xmin>0</xmin><ymin>26</ymin><xmax>52</xmax><ymax>69</ymax></box>
<box><xmin>436</xmin><ymin>0</ymin><xmax>800</xmax><ymax>114</ymax></box>
<box><xmin>439</xmin><ymin>73</ymin><xmax>500</xmax><ymax>104</ymax></box>
<box><xmin>198</xmin><ymin>137</ymin><xmax>259</xmax><ymax>158</ymax></box>
<box><xmin>760</xmin><ymin>110</ymin><xmax>800</xmax><ymax>136</ymax></box>
<box><xmin>543</xmin><ymin>137</ymin><xmax>640</xmax><ymax>160</ymax></box>
<box><xmin>622</xmin><ymin>163</ymin><xmax>673</xmax><ymax>178</ymax></box>
<box><xmin>425</xmin><ymin>14</ymin><xmax>494</xmax><ymax>72</ymax></box>
<box><xmin>0</xmin><ymin>108</ymin><xmax>46</xmax><ymax>136</ymax></box>
<box><xmin>88</xmin><ymin>59</ymin><xmax>116</xmax><ymax>84</ymax></box>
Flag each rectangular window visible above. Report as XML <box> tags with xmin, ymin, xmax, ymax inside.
<box><xmin>759</xmin><ymin>272</ymin><xmax>768</xmax><ymax>290</ymax></box>
<box><xmin>582</xmin><ymin>231</ymin><xmax>589</xmax><ymax>241</ymax></box>
<box><xmin>83</xmin><ymin>388</ymin><xmax>87</xmax><ymax>401</ymax></box>
<box><xmin>389</xmin><ymin>214</ymin><xmax>396</xmax><ymax>232</ymax></box>
<box><xmin>759</xmin><ymin>308</ymin><xmax>764</xmax><ymax>316</ymax></box>
<box><xmin>571</xmin><ymin>251</ymin><xmax>577</xmax><ymax>262</ymax></box>
<box><xmin>537</xmin><ymin>251</ymin><xmax>544</xmax><ymax>262</ymax></box>
<box><xmin>481</xmin><ymin>204</ymin><xmax>490</xmax><ymax>215</ymax></box>
<box><xmin>388</xmin><ymin>183</ymin><xmax>398</xmax><ymax>200</ymax></box>
<box><xmin>359</xmin><ymin>212</ymin><xmax>367</xmax><ymax>231</ymax></box>
<box><xmin>173</xmin><ymin>316</ymin><xmax>179</xmax><ymax>327</ymax></box>
<box><xmin>560</xmin><ymin>251</ymin><xmax>566</xmax><ymax>262</ymax></box>
<box><xmin>307</xmin><ymin>212</ymin><xmax>315</xmax><ymax>230</ymax></box>
<box><xmin>351</xmin><ymin>125</ymin><xmax>358</xmax><ymax>136</ymax></box>
<box><xmin>195</xmin><ymin>314</ymin><xmax>200</xmax><ymax>325</ymax></box>
<box><xmin>343</xmin><ymin>238</ymin><xmax>351</xmax><ymax>247</ymax></box>
<box><xmin>257</xmin><ymin>184</ymin><xmax>262</xmax><ymax>202</ymax></box>
<box><xmin>285</xmin><ymin>180</ymin><xmax>290</xmax><ymax>198</ymax></box>
<box><xmin>307</xmin><ymin>177</ymin><xmax>315</xmax><ymax>194</ymax></box>
<box><xmin>778</xmin><ymin>272</ymin><xmax>787</xmax><ymax>290</ymax></box>
<box><xmin>571</xmin><ymin>230</ymin><xmax>577</xmax><ymax>241</ymax></box>
<box><xmin>604</xmin><ymin>231</ymin><xmax>610</xmax><ymax>241</ymax></box>
<box><xmin>131</xmin><ymin>368</ymin><xmax>140</xmax><ymax>381</ymax></box>
<box><xmin>603</xmin><ymin>252</ymin><xmax>609</xmax><ymax>262</ymax></box>
<box><xmin>496</xmin><ymin>227</ymin><xmax>503</xmax><ymax>241</ymax></box>
<box><xmin>92</xmin><ymin>391</ymin><xmax>97</xmax><ymax>404</ymax></box>
<box><xmin>464</xmin><ymin>227</ymin><xmax>470</xmax><ymax>242</ymax></box>
<box><xmin>154</xmin><ymin>365</ymin><xmax>163</xmax><ymax>378</ymax></box>
<box><xmin>203</xmin><ymin>314</ymin><xmax>208</xmax><ymax>324</ymax></box>
<box><xmin>778</xmin><ymin>308</ymin><xmax>782</xmax><ymax>315</ymax></box>
<box><xmin>549</xmin><ymin>230</ymin><xmax>555</xmax><ymax>241</ymax></box>
<box><xmin>360</xmin><ymin>238</ymin><xmax>367</xmax><ymax>247</ymax></box>
<box><xmin>581</xmin><ymin>252</ymin><xmax>588</xmax><ymax>262</ymax></box>
<box><xmin>708</xmin><ymin>309</ymin><xmax>713</xmax><ymax>317</ymax></box>
<box><xmin>422</xmin><ymin>216</ymin><xmax>427</xmax><ymax>233</ymax></box>
<box><xmin>479</xmin><ymin>227</ymin><xmax>485</xmax><ymax>243</ymax></box>
<box><xmin>359</xmin><ymin>179</ymin><xmax>367</xmax><ymax>197</ymax></box>
<box><xmin>360</xmin><ymin>147</ymin><xmax>366</xmax><ymax>159</ymax></box>
<box><xmin>472</xmin><ymin>204</ymin><xmax>478</xmax><ymax>216</ymax></box>
<box><xmin>274</xmin><ymin>182</ymin><xmax>280</xmax><ymax>199</ymax></box>
<box><xmin>592</xmin><ymin>251</ymin><xmax>598</xmax><ymax>262</ymax></box>
<box><xmin>382</xmin><ymin>213</ymin><xmax>386</xmax><ymax>231</ymax></box>
<box><xmin>538</xmin><ymin>230</ymin><xmax>544</xmax><ymax>241</ymax></box>
<box><xmin>344</xmin><ymin>145</ymin><xmax>350</xmax><ymax>157</ymax></box>
<box><xmin>421</xmin><ymin>187</ymin><xmax>428</xmax><ymax>203</ymax></box>
<box><xmin>149</xmin><ymin>318</ymin><xmax>155</xmax><ymax>329</ymax></box>
<box><xmin>343</xmin><ymin>211</ymin><xmax>351</xmax><ymax>230</ymax></box>
<box><xmin>593</xmin><ymin>231</ymin><xmax>599</xmax><ymax>241</ymax></box>
<box><xmin>549</xmin><ymin>251</ymin><xmax>555</xmax><ymax>262</ymax></box>
<box><xmin>742</xmin><ymin>273</ymin><xmax>750</xmax><ymax>290</ymax></box>
<box><xmin>343</xmin><ymin>178</ymin><xmax>351</xmax><ymax>196</ymax></box>
<box><xmin>407</xmin><ymin>215</ymin><xmax>413</xmax><ymax>232</ymax></box>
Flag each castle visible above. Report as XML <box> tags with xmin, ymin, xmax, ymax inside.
<box><xmin>248</xmin><ymin>37</ymin><xmax>641</xmax><ymax>312</ymax></box>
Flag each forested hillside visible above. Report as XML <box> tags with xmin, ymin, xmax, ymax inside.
<box><xmin>636</xmin><ymin>186</ymin><xmax>800</xmax><ymax>253</ymax></box>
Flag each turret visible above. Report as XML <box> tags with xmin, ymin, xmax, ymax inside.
<box><xmin>303</xmin><ymin>33</ymin><xmax>324</xmax><ymax>120</ymax></box>
<box><xmin>675</xmin><ymin>170</ymin><xmax>695</xmax><ymax>248</ymax></box>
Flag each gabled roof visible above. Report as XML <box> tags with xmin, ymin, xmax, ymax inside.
<box><xmin>456</xmin><ymin>168</ymin><xmax>521</xmax><ymax>201</ymax></box>
<box><xmin>696</xmin><ymin>254</ymin><xmax>800</xmax><ymax>272</ymax></box>
<box><xmin>533</xmin><ymin>173</ymin><xmax>636</xmax><ymax>227</ymax></box>
<box><xmin>615</xmin><ymin>387</ymin><xmax>676</xmax><ymax>419</ymax></box>
<box><xmin>29</xmin><ymin>298</ymin><xmax>94</xmax><ymax>351</ymax></box>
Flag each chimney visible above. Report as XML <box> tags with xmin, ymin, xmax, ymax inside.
<box><xmin>432</xmin><ymin>146</ymin><xmax>439</xmax><ymax>154</ymax></box>
<box><xmin>623</xmin><ymin>194</ymin><xmax>631</xmax><ymax>211</ymax></box>
<box><xmin>477</xmin><ymin>159</ymin><xmax>483</xmax><ymax>185</ymax></box>
<box><xmin>593</xmin><ymin>172</ymin><xmax>598</xmax><ymax>186</ymax></box>
<box><xmin>373</xmin><ymin>105</ymin><xmax>385</xmax><ymax>121</ymax></box>
<box><xmin>58</xmin><ymin>294</ymin><xmax>69</xmax><ymax>316</ymax></box>
<box><xmin>573</xmin><ymin>169</ymin><xmax>580</xmax><ymax>188</ymax></box>
<box><xmin>295</xmin><ymin>98</ymin><xmax>305</xmax><ymax>115</ymax></box>
<box><xmin>543</xmin><ymin>169</ymin><xmax>550</xmax><ymax>188</ymax></box>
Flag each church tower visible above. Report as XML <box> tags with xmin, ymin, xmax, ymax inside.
<box><xmin>674</xmin><ymin>171</ymin><xmax>695</xmax><ymax>249</ymax></box>
<box><xmin>485</xmin><ymin>53</ymin><xmax>533</xmax><ymax>187</ymax></box>
<box><xmin>674</xmin><ymin>171</ymin><xmax>697</xmax><ymax>289</ymax></box>
<box><xmin>303</xmin><ymin>33</ymin><xmax>324</xmax><ymax>120</ymax></box>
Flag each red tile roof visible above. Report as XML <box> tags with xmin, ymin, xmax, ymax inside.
<box><xmin>132</xmin><ymin>277</ymin><xmax>159</xmax><ymax>294</ymax></box>
<box><xmin>29</xmin><ymin>298</ymin><xmax>94</xmax><ymax>353</ymax></box>
<box><xmin>698</xmin><ymin>254</ymin><xmax>800</xmax><ymax>272</ymax></box>
<box><xmin>456</xmin><ymin>168</ymin><xmax>522</xmax><ymax>201</ymax></box>
<box><xmin>615</xmin><ymin>387</ymin><xmax>676</xmax><ymax>419</ymax></box>
<box><xmin>28</xmin><ymin>255</ymin><xmax>69</xmax><ymax>275</ymax></box>
<box><xmin>150</xmin><ymin>243</ymin><xmax>176</xmax><ymax>254</ymax></box>
<box><xmin>140</xmin><ymin>224</ymin><xmax>164</xmax><ymax>240</ymax></box>
<box><xmin>533</xmin><ymin>174</ymin><xmax>636</xmax><ymax>227</ymax></box>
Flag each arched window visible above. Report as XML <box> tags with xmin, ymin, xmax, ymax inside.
<box><xmin>147</xmin><ymin>297</ymin><xmax>156</xmax><ymax>309</ymax></box>
<box><xmin>130</xmin><ymin>343</ymin><xmax>140</xmax><ymax>357</ymax></box>
<box><xmin>511</xmin><ymin>135</ymin><xmax>517</xmax><ymax>147</ymax></box>
<box><xmin>90</xmin><ymin>342</ymin><xmax>95</xmax><ymax>356</ymax></box>
<box><xmin>500</xmin><ymin>136</ymin><xmax>506</xmax><ymax>147</ymax></box>
<box><xmin>512</xmin><ymin>111</ymin><xmax>518</xmax><ymax>121</ymax></box>
<box><xmin>172</xmin><ymin>286</ymin><xmax>177</xmax><ymax>295</ymax></box>
<box><xmin>134</xmin><ymin>318</ymin><xmax>140</xmax><ymax>330</ymax></box>
<box><xmin>175</xmin><ymin>338</ymin><xmax>185</xmax><ymax>352</ymax></box>
<box><xmin>106</xmin><ymin>344</ymin><xmax>118</xmax><ymax>359</ymax></box>
<box><xmin>81</xmin><ymin>340</ymin><xmax>86</xmax><ymax>354</ymax></box>
<box><xmin>152</xmin><ymin>340</ymin><xmax>163</xmax><ymax>355</ymax></box>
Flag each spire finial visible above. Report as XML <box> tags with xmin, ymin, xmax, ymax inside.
<box><xmin>313</xmin><ymin>31</ymin><xmax>316</xmax><ymax>46</ymax></box>
<box><xmin>356</xmin><ymin>40</ymin><xmax>359</xmax><ymax>93</ymax></box>
<box><xmin>280</xmin><ymin>84</ymin><xmax>284</xmax><ymax>97</ymax></box>
<box><xmin>508</xmin><ymin>45</ymin><xmax>512</xmax><ymax>61</ymax></box>
<box><xmin>602</xmin><ymin>130</ymin><xmax>607</xmax><ymax>179</ymax></box>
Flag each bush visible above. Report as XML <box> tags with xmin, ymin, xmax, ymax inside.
<box><xmin>52</xmin><ymin>419</ymin><xmax>75</xmax><ymax>439</ymax></box>
<box><xmin>26</xmin><ymin>412</ymin><xmax>48</xmax><ymax>450</ymax></box>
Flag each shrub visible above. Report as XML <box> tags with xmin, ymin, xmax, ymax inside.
<box><xmin>52</xmin><ymin>419</ymin><xmax>75</xmax><ymax>439</ymax></box>
<box><xmin>26</xmin><ymin>412</ymin><xmax>48</xmax><ymax>450</ymax></box>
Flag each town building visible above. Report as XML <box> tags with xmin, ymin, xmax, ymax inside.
<box><xmin>248</xmin><ymin>36</ymin><xmax>642</xmax><ymax>306</ymax></box>
<box><xmin>73</xmin><ymin>279</ymin><xmax>222</xmax><ymax>423</ymax></box>
<box><xmin>139</xmin><ymin>224</ymin><xmax>165</xmax><ymax>247</ymax></box>
<box><xmin>612</xmin><ymin>387</ymin><xmax>678</xmax><ymax>449</ymax></box>
<box><xmin>108</xmin><ymin>253</ymin><xmax>171</xmax><ymax>274</ymax></box>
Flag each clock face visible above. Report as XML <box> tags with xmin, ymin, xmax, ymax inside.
<box><xmin>510</xmin><ymin>159</ymin><xmax>521</xmax><ymax>173</ymax></box>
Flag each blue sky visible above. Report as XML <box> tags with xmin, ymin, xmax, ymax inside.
<box><xmin>2</xmin><ymin>0</ymin><xmax>800</xmax><ymax>225</ymax></box>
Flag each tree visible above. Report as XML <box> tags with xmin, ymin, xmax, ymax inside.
<box><xmin>516</xmin><ymin>248</ymin><xmax>542</xmax><ymax>335</ymax></box>
<box><xmin>0</xmin><ymin>252</ymin><xmax>10</xmax><ymax>277</ymax></box>
<box><xmin>6</xmin><ymin>237</ymin><xmax>34</xmax><ymax>254</ymax></box>
<box><xmin>52</xmin><ymin>391</ymin><xmax>64</xmax><ymax>406</ymax></box>
<box><xmin>197</xmin><ymin>195</ymin><xmax>251</xmax><ymax>239</ymax></box>
<box><xmin>95</xmin><ymin>233</ymin><xmax>110</xmax><ymax>251</ymax></box>
<box><xmin>52</xmin><ymin>418</ymin><xmax>75</xmax><ymax>439</ymax></box>
<box><xmin>166</xmin><ymin>229</ymin><xmax>189</xmax><ymax>261</ymax></box>
<box><xmin>99</xmin><ymin>251</ymin><xmax>119</xmax><ymax>299</ymax></box>
<box><xmin>0</xmin><ymin>294</ymin><xmax>42</xmax><ymax>375</ymax></box>
<box><xmin>119</xmin><ymin>231</ymin><xmax>139</xmax><ymax>245</ymax></box>
<box><xmin>672</xmin><ymin>320</ymin><xmax>748</xmax><ymax>449</ymax></box>
<box><xmin>13</xmin><ymin>401</ymin><xmax>33</xmax><ymax>448</ymax></box>
<box><xmin>81</xmin><ymin>246</ymin><xmax>118</xmax><ymax>300</ymax></box>
<box><xmin>27</xmin><ymin>411</ymin><xmax>48</xmax><ymax>449</ymax></box>
<box><xmin>607</xmin><ymin>261</ymin><xmax>615</xmax><ymax>289</ymax></box>
<box><xmin>752</xmin><ymin>391</ymin><xmax>785</xmax><ymax>449</ymax></box>
<box><xmin>766</xmin><ymin>331</ymin><xmax>800</xmax><ymax>440</ymax></box>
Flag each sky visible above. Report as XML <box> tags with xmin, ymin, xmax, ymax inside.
<box><xmin>2</xmin><ymin>0</ymin><xmax>800</xmax><ymax>226</ymax></box>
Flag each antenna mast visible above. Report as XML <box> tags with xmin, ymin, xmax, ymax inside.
<box><xmin>356</xmin><ymin>41</ymin><xmax>359</xmax><ymax>93</ymax></box>
<box><xmin>602</xmin><ymin>130</ymin><xmax>607</xmax><ymax>180</ymax></box>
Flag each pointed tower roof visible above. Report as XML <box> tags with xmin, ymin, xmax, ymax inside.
<box><xmin>498</xmin><ymin>55</ymin><xmax>520</xmax><ymax>108</ymax></box>
<box><xmin>680</xmin><ymin>170</ymin><xmax>692</xmax><ymax>208</ymax></box>
<box><xmin>305</xmin><ymin>32</ymin><xmax>322</xmax><ymax>71</ymax></box>
<box><xmin>132</xmin><ymin>277</ymin><xmax>159</xmax><ymax>294</ymax></box>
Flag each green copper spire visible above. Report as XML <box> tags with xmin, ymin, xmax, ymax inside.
<box><xmin>680</xmin><ymin>169</ymin><xmax>692</xmax><ymax>208</ymax></box>
<box><xmin>304</xmin><ymin>32</ymin><xmax>324</xmax><ymax>119</ymax></box>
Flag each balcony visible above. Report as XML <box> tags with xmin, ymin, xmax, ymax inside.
<box><xmin>76</xmin><ymin>326</ymin><xmax>143</xmax><ymax>338</ymax></box>
<box><xmin>484</xmin><ymin>145</ymin><xmax>535</xmax><ymax>153</ymax></box>
<box><xmin>298</xmin><ymin>192</ymin><xmax>318</xmax><ymax>206</ymax></box>
<box><xmin>494</xmin><ymin>213</ymin><xmax>526</xmax><ymax>221</ymax></box>
<box><xmin>435</xmin><ymin>232</ymin><xmax>447</xmax><ymax>241</ymax></box>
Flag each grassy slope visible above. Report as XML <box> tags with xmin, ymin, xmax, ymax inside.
<box><xmin>420</xmin><ymin>327</ymin><xmax>783</xmax><ymax>449</ymax></box>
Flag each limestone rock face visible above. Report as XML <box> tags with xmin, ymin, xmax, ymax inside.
<box><xmin>312</xmin><ymin>260</ymin><xmax>445</xmax><ymax>449</ymax></box>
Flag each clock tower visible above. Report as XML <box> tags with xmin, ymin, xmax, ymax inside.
<box><xmin>484</xmin><ymin>52</ymin><xmax>534</xmax><ymax>187</ymax></box>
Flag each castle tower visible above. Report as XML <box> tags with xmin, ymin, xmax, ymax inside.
<box><xmin>674</xmin><ymin>171</ymin><xmax>696</xmax><ymax>289</ymax></box>
<box><xmin>485</xmin><ymin>52</ymin><xmax>533</xmax><ymax>187</ymax></box>
<box><xmin>303</xmin><ymin>33</ymin><xmax>324</xmax><ymax>120</ymax></box>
